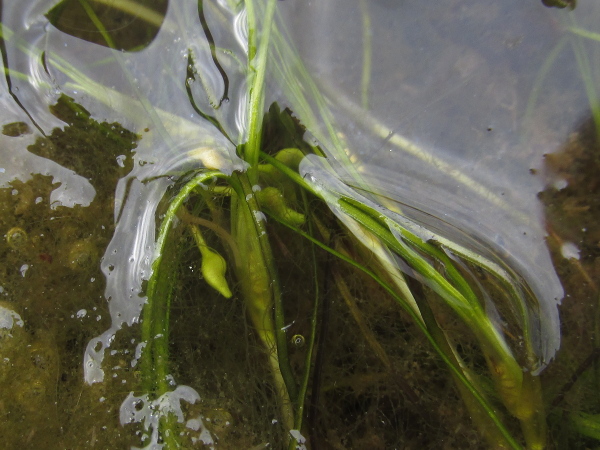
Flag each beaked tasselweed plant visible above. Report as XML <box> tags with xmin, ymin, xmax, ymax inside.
<box><xmin>2</xmin><ymin>0</ymin><xmax>565</xmax><ymax>448</ymax></box>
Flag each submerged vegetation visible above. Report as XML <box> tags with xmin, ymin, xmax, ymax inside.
<box><xmin>0</xmin><ymin>0</ymin><xmax>599</xmax><ymax>448</ymax></box>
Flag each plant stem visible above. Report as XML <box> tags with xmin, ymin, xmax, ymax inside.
<box><xmin>289</xmin><ymin>198</ymin><xmax>321</xmax><ymax>449</ymax></box>
<box><xmin>229</xmin><ymin>171</ymin><xmax>297</xmax><ymax>430</ymax></box>
<box><xmin>244</xmin><ymin>0</ymin><xmax>279</xmax><ymax>181</ymax></box>
<box><xmin>141</xmin><ymin>170</ymin><xmax>224</xmax><ymax>446</ymax></box>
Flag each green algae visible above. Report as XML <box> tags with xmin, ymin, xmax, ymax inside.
<box><xmin>0</xmin><ymin>96</ymin><xmax>137</xmax><ymax>448</ymax></box>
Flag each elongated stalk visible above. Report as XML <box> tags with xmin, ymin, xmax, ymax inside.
<box><xmin>141</xmin><ymin>170</ymin><xmax>225</xmax><ymax>446</ymax></box>
<box><xmin>229</xmin><ymin>171</ymin><xmax>297</xmax><ymax>431</ymax></box>
<box><xmin>143</xmin><ymin>171</ymin><xmax>224</xmax><ymax>380</ymax></box>
<box><xmin>244</xmin><ymin>0</ymin><xmax>279</xmax><ymax>181</ymax></box>
<box><xmin>289</xmin><ymin>195</ymin><xmax>320</xmax><ymax>450</ymax></box>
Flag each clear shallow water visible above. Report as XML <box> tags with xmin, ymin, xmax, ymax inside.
<box><xmin>0</xmin><ymin>0</ymin><xmax>598</xmax><ymax>448</ymax></box>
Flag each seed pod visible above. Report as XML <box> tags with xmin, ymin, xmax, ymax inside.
<box><xmin>256</xmin><ymin>187</ymin><xmax>305</xmax><ymax>226</ymax></box>
<box><xmin>200</xmin><ymin>245</ymin><xmax>232</xmax><ymax>299</ymax></box>
<box><xmin>189</xmin><ymin>224</ymin><xmax>232</xmax><ymax>298</ymax></box>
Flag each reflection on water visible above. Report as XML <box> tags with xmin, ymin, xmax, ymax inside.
<box><xmin>282</xmin><ymin>0</ymin><xmax>581</xmax><ymax>367</ymax></box>
<box><xmin>0</xmin><ymin>0</ymin><xmax>598</xmax><ymax>447</ymax></box>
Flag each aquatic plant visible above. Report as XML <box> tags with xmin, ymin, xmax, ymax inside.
<box><xmin>4</xmin><ymin>0</ymin><xmax>597</xmax><ymax>448</ymax></box>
